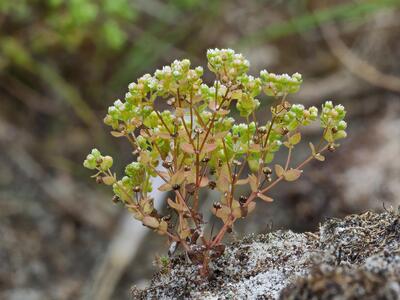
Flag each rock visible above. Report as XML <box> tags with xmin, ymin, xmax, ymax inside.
<box><xmin>132</xmin><ymin>210</ymin><xmax>400</xmax><ymax>299</ymax></box>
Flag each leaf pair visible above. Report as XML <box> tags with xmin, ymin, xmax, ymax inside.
<box><xmin>212</xmin><ymin>199</ymin><xmax>256</xmax><ymax>223</ymax></box>
<box><xmin>309</xmin><ymin>142</ymin><xmax>325</xmax><ymax>161</ymax></box>
<box><xmin>274</xmin><ymin>164</ymin><xmax>302</xmax><ymax>181</ymax></box>
<box><xmin>158</xmin><ymin>169</ymin><xmax>186</xmax><ymax>191</ymax></box>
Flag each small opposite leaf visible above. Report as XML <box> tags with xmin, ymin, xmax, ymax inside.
<box><xmin>283</xmin><ymin>141</ymin><xmax>292</xmax><ymax>148</ymax></box>
<box><xmin>170</xmin><ymin>170</ymin><xmax>185</xmax><ymax>185</ymax></box>
<box><xmin>143</xmin><ymin>216</ymin><xmax>160</xmax><ymax>229</ymax></box>
<box><xmin>309</xmin><ymin>142</ymin><xmax>316</xmax><ymax>156</ymax></box>
<box><xmin>214</xmin><ymin>131</ymin><xmax>228</xmax><ymax>139</ymax></box>
<box><xmin>315</xmin><ymin>153</ymin><xmax>325</xmax><ymax>161</ymax></box>
<box><xmin>236</xmin><ymin>178</ymin><xmax>249</xmax><ymax>185</ymax></box>
<box><xmin>158</xmin><ymin>183</ymin><xmax>172</xmax><ymax>192</ymax></box>
<box><xmin>175</xmin><ymin>107</ymin><xmax>185</xmax><ymax>118</ymax></box>
<box><xmin>257</xmin><ymin>193</ymin><xmax>274</xmax><ymax>202</ymax></box>
<box><xmin>248</xmin><ymin>174</ymin><xmax>258</xmax><ymax>192</ymax></box>
<box><xmin>202</xmin><ymin>142</ymin><xmax>217</xmax><ymax>153</ymax></box>
<box><xmin>167</xmin><ymin>198</ymin><xmax>185</xmax><ymax>212</ymax></box>
<box><xmin>102</xmin><ymin>176</ymin><xmax>116</xmax><ymax>185</ymax></box>
<box><xmin>275</xmin><ymin>164</ymin><xmax>285</xmax><ymax>177</ymax></box>
<box><xmin>208</xmin><ymin>100</ymin><xmax>217</xmax><ymax>111</ymax></box>
<box><xmin>324</xmin><ymin>128</ymin><xmax>334</xmax><ymax>143</ymax></box>
<box><xmin>289</xmin><ymin>132</ymin><xmax>301</xmax><ymax>145</ymax></box>
<box><xmin>155</xmin><ymin>132</ymin><xmax>171</xmax><ymax>139</ymax></box>
<box><xmin>216</xmin><ymin>174</ymin><xmax>230</xmax><ymax>192</ymax></box>
<box><xmin>181</xmin><ymin>143</ymin><xmax>196</xmax><ymax>154</ymax></box>
<box><xmin>199</xmin><ymin>176</ymin><xmax>209</xmax><ymax>187</ymax></box>
<box><xmin>284</xmin><ymin>169</ymin><xmax>302</xmax><ymax>181</ymax></box>
<box><xmin>247</xmin><ymin>202</ymin><xmax>256</xmax><ymax>214</ymax></box>
<box><xmin>157</xmin><ymin>220</ymin><xmax>168</xmax><ymax>235</ymax></box>
<box><xmin>111</xmin><ymin>131</ymin><xmax>124</xmax><ymax>137</ymax></box>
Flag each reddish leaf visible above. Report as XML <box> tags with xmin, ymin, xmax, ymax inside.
<box><xmin>284</xmin><ymin>169</ymin><xmax>302</xmax><ymax>181</ymax></box>
<box><xmin>236</xmin><ymin>178</ymin><xmax>249</xmax><ymax>185</ymax></box>
<box><xmin>143</xmin><ymin>216</ymin><xmax>159</xmax><ymax>228</ymax></box>
<box><xmin>216</xmin><ymin>174</ymin><xmax>230</xmax><ymax>192</ymax></box>
<box><xmin>110</xmin><ymin>131</ymin><xmax>124</xmax><ymax>137</ymax></box>
<box><xmin>202</xmin><ymin>142</ymin><xmax>217</xmax><ymax>153</ymax></box>
<box><xmin>181</xmin><ymin>142</ymin><xmax>196</xmax><ymax>154</ymax></box>
<box><xmin>248</xmin><ymin>174</ymin><xmax>258</xmax><ymax>192</ymax></box>
<box><xmin>199</xmin><ymin>176</ymin><xmax>209</xmax><ymax>187</ymax></box>
<box><xmin>275</xmin><ymin>164</ymin><xmax>285</xmax><ymax>177</ymax></box>
<box><xmin>257</xmin><ymin>193</ymin><xmax>273</xmax><ymax>202</ymax></box>
<box><xmin>167</xmin><ymin>198</ymin><xmax>184</xmax><ymax>212</ymax></box>
<box><xmin>158</xmin><ymin>183</ymin><xmax>172</xmax><ymax>192</ymax></box>
<box><xmin>170</xmin><ymin>170</ymin><xmax>185</xmax><ymax>185</ymax></box>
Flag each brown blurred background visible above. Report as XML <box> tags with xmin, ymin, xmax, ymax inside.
<box><xmin>1</xmin><ymin>0</ymin><xmax>400</xmax><ymax>299</ymax></box>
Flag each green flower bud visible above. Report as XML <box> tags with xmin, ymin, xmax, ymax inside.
<box><xmin>125</xmin><ymin>162</ymin><xmax>146</xmax><ymax>186</ymax></box>
<box><xmin>337</xmin><ymin>120</ymin><xmax>347</xmax><ymax>130</ymax></box>
<box><xmin>91</xmin><ymin>148</ymin><xmax>102</xmax><ymax>159</ymax></box>
<box><xmin>334</xmin><ymin>130</ymin><xmax>347</xmax><ymax>140</ymax></box>
<box><xmin>100</xmin><ymin>156</ymin><xmax>113</xmax><ymax>171</ymax></box>
<box><xmin>143</xmin><ymin>111</ymin><xmax>159</xmax><ymax>128</ymax></box>
<box><xmin>260</xmin><ymin>70</ymin><xmax>302</xmax><ymax>96</ymax></box>
<box><xmin>83</xmin><ymin>153</ymin><xmax>97</xmax><ymax>170</ymax></box>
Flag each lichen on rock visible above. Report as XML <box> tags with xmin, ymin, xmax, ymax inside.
<box><xmin>132</xmin><ymin>210</ymin><xmax>400</xmax><ymax>299</ymax></box>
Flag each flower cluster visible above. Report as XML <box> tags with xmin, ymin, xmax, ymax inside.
<box><xmin>206</xmin><ymin>48</ymin><xmax>249</xmax><ymax>82</ymax></box>
<box><xmin>320</xmin><ymin>101</ymin><xmax>347</xmax><ymax>142</ymax></box>
<box><xmin>260</xmin><ymin>70</ymin><xmax>302</xmax><ymax>97</ymax></box>
<box><xmin>83</xmin><ymin>148</ymin><xmax>113</xmax><ymax>171</ymax></box>
<box><xmin>83</xmin><ymin>49</ymin><xmax>348</xmax><ymax>276</ymax></box>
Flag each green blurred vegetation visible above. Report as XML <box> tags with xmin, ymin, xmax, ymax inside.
<box><xmin>0</xmin><ymin>0</ymin><xmax>399</xmax><ymax>173</ymax></box>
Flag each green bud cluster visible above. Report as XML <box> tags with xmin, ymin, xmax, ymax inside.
<box><xmin>260</xmin><ymin>70</ymin><xmax>302</xmax><ymax>97</ymax></box>
<box><xmin>282</xmin><ymin>104</ymin><xmax>319</xmax><ymax>131</ymax></box>
<box><xmin>206</xmin><ymin>48</ymin><xmax>250</xmax><ymax>82</ymax></box>
<box><xmin>83</xmin><ymin>148</ymin><xmax>113</xmax><ymax>171</ymax></box>
<box><xmin>321</xmin><ymin>101</ymin><xmax>347</xmax><ymax>142</ymax></box>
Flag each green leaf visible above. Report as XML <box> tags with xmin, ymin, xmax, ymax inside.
<box><xmin>289</xmin><ymin>132</ymin><xmax>301</xmax><ymax>145</ymax></box>
<box><xmin>324</xmin><ymin>128</ymin><xmax>334</xmax><ymax>143</ymax></box>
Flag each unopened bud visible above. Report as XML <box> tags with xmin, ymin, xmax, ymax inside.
<box><xmin>162</xmin><ymin>161</ymin><xmax>173</xmax><ymax>169</ymax></box>
<box><xmin>112</xmin><ymin>195</ymin><xmax>120</xmax><ymax>203</ymax></box>
<box><xmin>239</xmin><ymin>195</ymin><xmax>247</xmax><ymax>205</ymax></box>
<box><xmin>262</xmin><ymin>167</ymin><xmax>272</xmax><ymax>175</ymax></box>
<box><xmin>208</xmin><ymin>181</ymin><xmax>216</xmax><ymax>190</ymax></box>
<box><xmin>328</xmin><ymin>144</ymin><xmax>336</xmax><ymax>152</ymax></box>
<box><xmin>201</xmin><ymin>157</ymin><xmax>210</xmax><ymax>163</ymax></box>
<box><xmin>233</xmin><ymin>160</ymin><xmax>242</xmax><ymax>166</ymax></box>
<box><xmin>213</xmin><ymin>202</ymin><xmax>222</xmax><ymax>210</ymax></box>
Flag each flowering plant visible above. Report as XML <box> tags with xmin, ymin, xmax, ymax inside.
<box><xmin>84</xmin><ymin>49</ymin><xmax>347</xmax><ymax>276</ymax></box>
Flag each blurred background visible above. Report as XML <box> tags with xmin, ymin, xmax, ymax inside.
<box><xmin>1</xmin><ymin>0</ymin><xmax>400</xmax><ymax>299</ymax></box>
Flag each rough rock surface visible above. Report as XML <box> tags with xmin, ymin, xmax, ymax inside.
<box><xmin>133</xmin><ymin>210</ymin><xmax>400</xmax><ymax>299</ymax></box>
